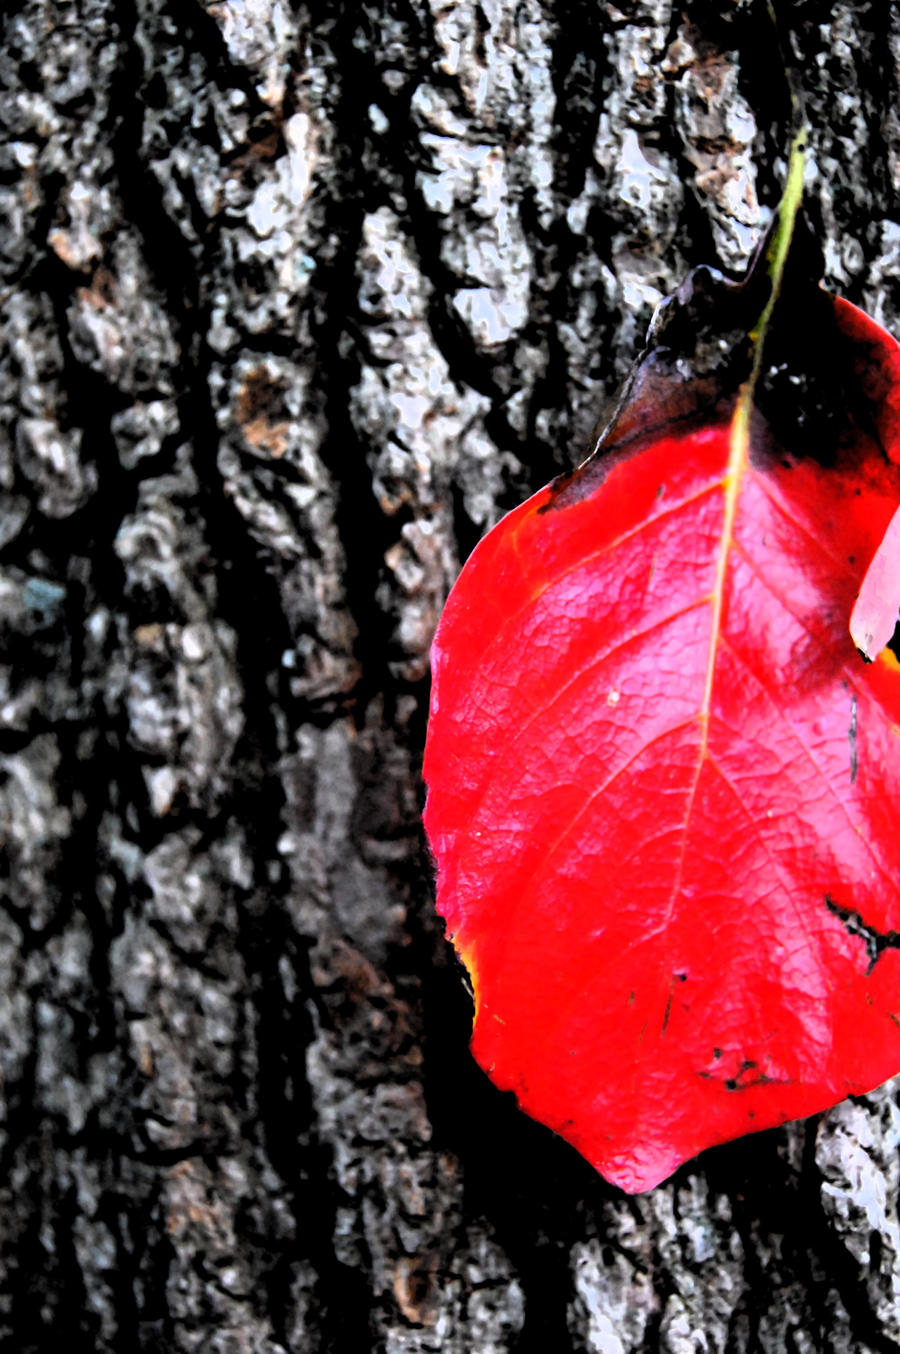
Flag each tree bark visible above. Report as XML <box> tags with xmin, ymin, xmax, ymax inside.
<box><xmin>2</xmin><ymin>0</ymin><xmax>900</xmax><ymax>1349</ymax></box>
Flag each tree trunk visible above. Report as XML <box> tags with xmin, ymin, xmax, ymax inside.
<box><xmin>2</xmin><ymin>0</ymin><xmax>900</xmax><ymax>1349</ymax></box>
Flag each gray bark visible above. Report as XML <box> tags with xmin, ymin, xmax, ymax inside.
<box><xmin>1</xmin><ymin>0</ymin><xmax>900</xmax><ymax>1349</ymax></box>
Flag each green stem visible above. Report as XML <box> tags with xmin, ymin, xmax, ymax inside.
<box><xmin>748</xmin><ymin>124</ymin><xmax>808</xmax><ymax>360</ymax></box>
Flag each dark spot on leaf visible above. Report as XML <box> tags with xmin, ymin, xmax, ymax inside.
<box><xmin>825</xmin><ymin>894</ymin><xmax>900</xmax><ymax>974</ymax></box>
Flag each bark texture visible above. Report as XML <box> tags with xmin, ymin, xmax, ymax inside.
<box><xmin>2</xmin><ymin>0</ymin><xmax>900</xmax><ymax>1350</ymax></box>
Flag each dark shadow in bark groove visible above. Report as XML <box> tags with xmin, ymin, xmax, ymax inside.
<box><xmin>417</xmin><ymin>917</ymin><xmax>619</xmax><ymax>1350</ymax></box>
<box><xmin>304</xmin><ymin>1</ymin><xmax>419</xmax><ymax>721</ymax></box>
<box><xmin>797</xmin><ymin>1122</ymin><xmax>900</xmax><ymax>1354</ymax></box>
<box><xmin>515</xmin><ymin>0</ymin><xmax>616</xmax><ymax>490</ymax></box>
<box><xmin>238</xmin><ymin>903</ymin><xmax>378</xmax><ymax>1353</ymax></box>
<box><xmin>702</xmin><ymin>1121</ymin><xmax>900</xmax><ymax>1354</ymax></box>
<box><xmin>104</xmin><ymin>4</ymin><xmax>383</xmax><ymax>1346</ymax></box>
<box><xmin>702</xmin><ymin>1129</ymin><xmax>826</xmax><ymax>1350</ymax></box>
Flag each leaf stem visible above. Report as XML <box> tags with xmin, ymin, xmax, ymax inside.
<box><xmin>747</xmin><ymin>125</ymin><xmax>808</xmax><ymax>364</ymax></box>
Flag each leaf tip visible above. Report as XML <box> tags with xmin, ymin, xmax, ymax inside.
<box><xmin>848</xmin><ymin>503</ymin><xmax>900</xmax><ymax>662</ymax></box>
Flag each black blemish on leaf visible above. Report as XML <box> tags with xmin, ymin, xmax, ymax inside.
<box><xmin>849</xmin><ymin>691</ymin><xmax>858</xmax><ymax>783</ymax></box>
<box><xmin>703</xmin><ymin>1056</ymin><xmax>785</xmax><ymax>1092</ymax></box>
<box><xmin>724</xmin><ymin>1065</ymin><xmax>779</xmax><ymax>1092</ymax></box>
<box><xmin>825</xmin><ymin>894</ymin><xmax>900</xmax><ymax>974</ymax></box>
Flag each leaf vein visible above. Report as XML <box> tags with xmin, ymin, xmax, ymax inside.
<box><xmin>718</xmin><ymin>632</ymin><xmax>897</xmax><ymax>905</ymax></box>
<box><xmin>462</xmin><ymin>595</ymin><xmax>710</xmax><ymax>826</ymax></box>
<box><xmin>455</xmin><ymin>477</ymin><xmax>722</xmax><ymax>680</ymax></box>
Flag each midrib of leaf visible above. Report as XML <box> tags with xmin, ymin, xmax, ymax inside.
<box><xmin>665</xmin><ymin>129</ymin><xmax>808</xmax><ymax>934</ymax></box>
<box><xmin>701</xmin><ymin>126</ymin><xmax>808</xmax><ymax>736</ymax></box>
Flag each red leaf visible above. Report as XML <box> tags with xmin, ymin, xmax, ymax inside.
<box><xmin>842</xmin><ymin>296</ymin><xmax>900</xmax><ymax>659</ymax></box>
<box><xmin>423</xmin><ymin>203</ymin><xmax>900</xmax><ymax>1192</ymax></box>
